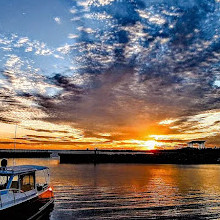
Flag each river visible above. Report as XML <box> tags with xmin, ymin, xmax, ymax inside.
<box><xmin>8</xmin><ymin>158</ymin><xmax>220</xmax><ymax>219</ymax></box>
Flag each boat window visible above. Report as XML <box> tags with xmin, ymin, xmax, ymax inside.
<box><xmin>10</xmin><ymin>175</ymin><xmax>19</xmax><ymax>191</ymax></box>
<box><xmin>20</xmin><ymin>173</ymin><xmax>35</xmax><ymax>192</ymax></box>
<box><xmin>0</xmin><ymin>175</ymin><xmax>9</xmax><ymax>190</ymax></box>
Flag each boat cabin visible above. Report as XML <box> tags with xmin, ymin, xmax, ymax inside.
<box><xmin>0</xmin><ymin>165</ymin><xmax>51</xmax><ymax>209</ymax></box>
<box><xmin>0</xmin><ymin>165</ymin><xmax>50</xmax><ymax>194</ymax></box>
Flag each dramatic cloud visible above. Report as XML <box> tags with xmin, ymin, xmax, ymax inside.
<box><xmin>0</xmin><ymin>0</ymin><xmax>219</xmax><ymax>149</ymax></box>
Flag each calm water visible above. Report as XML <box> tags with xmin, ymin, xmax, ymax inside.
<box><xmin>8</xmin><ymin>158</ymin><xmax>220</xmax><ymax>219</ymax></box>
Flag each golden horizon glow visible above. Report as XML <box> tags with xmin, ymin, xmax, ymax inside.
<box><xmin>0</xmin><ymin>109</ymin><xmax>220</xmax><ymax>150</ymax></box>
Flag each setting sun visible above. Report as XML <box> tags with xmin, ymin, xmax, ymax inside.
<box><xmin>143</xmin><ymin>140</ymin><xmax>157</xmax><ymax>150</ymax></box>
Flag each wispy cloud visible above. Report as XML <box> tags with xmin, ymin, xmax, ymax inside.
<box><xmin>54</xmin><ymin>17</ymin><xmax>61</xmax><ymax>24</ymax></box>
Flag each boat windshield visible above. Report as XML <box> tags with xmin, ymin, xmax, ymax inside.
<box><xmin>20</xmin><ymin>173</ymin><xmax>35</xmax><ymax>192</ymax></box>
<box><xmin>1</xmin><ymin>173</ymin><xmax>35</xmax><ymax>192</ymax></box>
<box><xmin>10</xmin><ymin>175</ymin><xmax>19</xmax><ymax>191</ymax></box>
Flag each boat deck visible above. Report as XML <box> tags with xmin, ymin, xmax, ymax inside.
<box><xmin>0</xmin><ymin>189</ymin><xmax>37</xmax><ymax>210</ymax></box>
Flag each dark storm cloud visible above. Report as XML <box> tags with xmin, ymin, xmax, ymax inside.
<box><xmin>93</xmin><ymin>0</ymin><xmax>144</xmax><ymax>26</ymax></box>
<box><xmin>50</xmin><ymin>74</ymin><xmax>82</xmax><ymax>92</ymax></box>
<box><xmin>34</xmin><ymin>0</ymin><xmax>219</xmax><ymax>141</ymax></box>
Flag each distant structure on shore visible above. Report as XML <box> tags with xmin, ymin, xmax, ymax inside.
<box><xmin>187</xmin><ymin>140</ymin><xmax>205</xmax><ymax>149</ymax></box>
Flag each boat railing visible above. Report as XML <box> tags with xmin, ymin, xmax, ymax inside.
<box><xmin>0</xmin><ymin>188</ymin><xmax>29</xmax><ymax>208</ymax></box>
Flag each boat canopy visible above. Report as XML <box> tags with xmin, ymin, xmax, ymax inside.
<box><xmin>0</xmin><ymin>165</ymin><xmax>49</xmax><ymax>175</ymax></box>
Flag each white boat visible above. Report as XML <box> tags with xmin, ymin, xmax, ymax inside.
<box><xmin>0</xmin><ymin>160</ymin><xmax>54</xmax><ymax>219</ymax></box>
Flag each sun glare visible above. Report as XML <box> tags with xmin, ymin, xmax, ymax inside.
<box><xmin>143</xmin><ymin>140</ymin><xmax>157</xmax><ymax>150</ymax></box>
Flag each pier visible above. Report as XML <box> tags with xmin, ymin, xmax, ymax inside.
<box><xmin>59</xmin><ymin>148</ymin><xmax>220</xmax><ymax>164</ymax></box>
<box><xmin>0</xmin><ymin>149</ymin><xmax>52</xmax><ymax>158</ymax></box>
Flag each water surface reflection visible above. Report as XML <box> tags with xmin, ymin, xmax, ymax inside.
<box><xmin>9</xmin><ymin>159</ymin><xmax>220</xmax><ymax>219</ymax></box>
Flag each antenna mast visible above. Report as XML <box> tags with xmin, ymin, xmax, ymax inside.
<box><xmin>13</xmin><ymin>124</ymin><xmax>17</xmax><ymax>166</ymax></box>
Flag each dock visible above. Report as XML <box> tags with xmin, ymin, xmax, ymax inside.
<box><xmin>0</xmin><ymin>149</ymin><xmax>52</xmax><ymax>158</ymax></box>
<box><xmin>59</xmin><ymin>148</ymin><xmax>220</xmax><ymax>164</ymax></box>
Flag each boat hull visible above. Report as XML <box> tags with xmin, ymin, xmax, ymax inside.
<box><xmin>0</xmin><ymin>189</ymin><xmax>54</xmax><ymax>219</ymax></box>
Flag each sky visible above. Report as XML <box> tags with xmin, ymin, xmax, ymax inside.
<box><xmin>0</xmin><ymin>0</ymin><xmax>219</xmax><ymax>150</ymax></box>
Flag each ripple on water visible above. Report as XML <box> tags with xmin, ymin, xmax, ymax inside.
<box><xmin>8</xmin><ymin>159</ymin><xmax>220</xmax><ymax>219</ymax></box>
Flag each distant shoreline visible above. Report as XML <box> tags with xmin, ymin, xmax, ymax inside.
<box><xmin>1</xmin><ymin>148</ymin><xmax>220</xmax><ymax>164</ymax></box>
<box><xmin>59</xmin><ymin>148</ymin><xmax>220</xmax><ymax>164</ymax></box>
